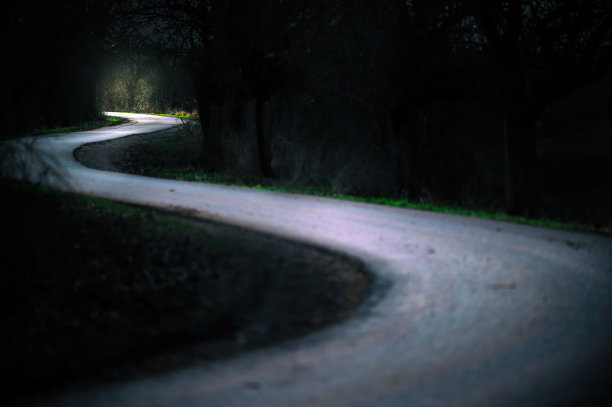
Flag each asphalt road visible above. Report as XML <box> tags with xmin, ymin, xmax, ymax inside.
<box><xmin>3</xmin><ymin>113</ymin><xmax>612</xmax><ymax>407</ymax></box>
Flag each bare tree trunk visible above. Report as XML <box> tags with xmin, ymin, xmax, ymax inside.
<box><xmin>503</xmin><ymin>108</ymin><xmax>538</xmax><ymax>216</ymax></box>
<box><xmin>194</xmin><ymin>74</ymin><xmax>225</xmax><ymax>172</ymax></box>
<box><xmin>255</xmin><ymin>96</ymin><xmax>272</xmax><ymax>178</ymax></box>
<box><xmin>609</xmin><ymin>84</ymin><xmax>612</xmax><ymax>126</ymax></box>
<box><xmin>406</xmin><ymin>110</ymin><xmax>422</xmax><ymax>199</ymax></box>
<box><xmin>390</xmin><ymin>103</ymin><xmax>422</xmax><ymax>198</ymax></box>
<box><xmin>126</xmin><ymin>81</ymin><xmax>137</xmax><ymax>112</ymax></box>
<box><xmin>194</xmin><ymin>77</ymin><xmax>209</xmax><ymax>144</ymax></box>
<box><xmin>390</xmin><ymin>105</ymin><xmax>408</xmax><ymax>194</ymax></box>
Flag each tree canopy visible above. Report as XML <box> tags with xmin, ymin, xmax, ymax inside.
<box><xmin>6</xmin><ymin>0</ymin><xmax>612</xmax><ymax>218</ymax></box>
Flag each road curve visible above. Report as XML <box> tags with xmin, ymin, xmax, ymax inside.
<box><xmin>4</xmin><ymin>113</ymin><xmax>612</xmax><ymax>407</ymax></box>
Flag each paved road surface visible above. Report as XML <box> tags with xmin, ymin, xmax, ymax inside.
<box><xmin>3</xmin><ymin>113</ymin><xmax>612</xmax><ymax>406</ymax></box>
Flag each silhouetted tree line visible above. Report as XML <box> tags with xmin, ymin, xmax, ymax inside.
<box><xmin>3</xmin><ymin>1</ymin><xmax>111</xmax><ymax>135</ymax></box>
<box><xmin>6</xmin><ymin>0</ymin><xmax>612</xmax><ymax>216</ymax></box>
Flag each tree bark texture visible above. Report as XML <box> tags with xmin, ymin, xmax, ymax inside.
<box><xmin>503</xmin><ymin>108</ymin><xmax>538</xmax><ymax>216</ymax></box>
<box><xmin>391</xmin><ymin>103</ymin><xmax>423</xmax><ymax>198</ymax></box>
<box><xmin>255</xmin><ymin>96</ymin><xmax>272</xmax><ymax>178</ymax></box>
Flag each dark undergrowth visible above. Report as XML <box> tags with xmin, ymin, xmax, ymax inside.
<box><xmin>0</xmin><ymin>180</ymin><xmax>370</xmax><ymax>404</ymax></box>
<box><xmin>35</xmin><ymin>116</ymin><xmax>129</xmax><ymax>135</ymax></box>
<box><xmin>108</xmin><ymin>124</ymin><xmax>612</xmax><ymax>235</ymax></box>
<box><xmin>3</xmin><ymin>116</ymin><xmax>129</xmax><ymax>141</ymax></box>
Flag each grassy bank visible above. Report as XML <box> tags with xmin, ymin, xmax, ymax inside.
<box><xmin>108</xmin><ymin>125</ymin><xmax>611</xmax><ymax>235</ymax></box>
<box><xmin>143</xmin><ymin>112</ymin><xmax>198</xmax><ymax>120</ymax></box>
<box><xmin>0</xmin><ymin>180</ymin><xmax>370</xmax><ymax>402</ymax></box>
<box><xmin>118</xmin><ymin>111</ymin><xmax>199</xmax><ymax>120</ymax></box>
<box><xmin>36</xmin><ymin>116</ymin><xmax>128</xmax><ymax>135</ymax></box>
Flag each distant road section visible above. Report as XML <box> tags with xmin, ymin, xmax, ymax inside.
<box><xmin>4</xmin><ymin>113</ymin><xmax>612</xmax><ymax>407</ymax></box>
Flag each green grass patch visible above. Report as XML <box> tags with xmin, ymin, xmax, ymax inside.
<box><xmin>135</xmin><ymin>166</ymin><xmax>609</xmax><ymax>235</ymax></box>
<box><xmin>144</xmin><ymin>168</ymin><xmax>245</xmax><ymax>186</ymax></box>
<box><xmin>252</xmin><ymin>187</ymin><xmax>603</xmax><ymax>234</ymax></box>
<box><xmin>95</xmin><ymin>123</ymin><xmax>610</xmax><ymax>236</ymax></box>
<box><xmin>330</xmin><ymin>194</ymin><xmax>593</xmax><ymax>232</ymax></box>
<box><xmin>153</xmin><ymin>112</ymin><xmax>198</xmax><ymax>120</ymax></box>
<box><xmin>118</xmin><ymin>111</ymin><xmax>199</xmax><ymax>120</ymax></box>
<box><xmin>4</xmin><ymin>180</ymin><xmax>221</xmax><ymax>244</ymax></box>
<box><xmin>38</xmin><ymin>116</ymin><xmax>127</xmax><ymax>135</ymax></box>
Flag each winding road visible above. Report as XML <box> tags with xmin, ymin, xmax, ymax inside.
<box><xmin>4</xmin><ymin>113</ymin><xmax>612</xmax><ymax>406</ymax></box>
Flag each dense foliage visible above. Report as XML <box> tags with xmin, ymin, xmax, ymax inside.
<box><xmin>4</xmin><ymin>1</ymin><xmax>111</xmax><ymax>134</ymax></box>
<box><xmin>6</xmin><ymin>0</ymin><xmax>612</xmax><ymax>215</ymax></box>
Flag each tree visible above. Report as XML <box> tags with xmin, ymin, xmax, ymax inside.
<box><xmin>197</xmin><ymin>0</ymin><xmax>301</xmax><ymax>177</ymax></box>
<box><xmin>3</xmin><ymin>1</ymin><xmax>112</xmax><ymax>137</ymax></box>
<box><xmin>112</xmin><ymin>0</ymin><xmax>355</xmax><ymax>176</ymax></box>
<box><xmin>467</xmin><ymin>0</ymin><xmax>612</xmax><ymax>214</ymax></box>
<box><xmin>385</xmin><ymin>0</ymin><xmax>479</xmax><ymax>198</ymax></box>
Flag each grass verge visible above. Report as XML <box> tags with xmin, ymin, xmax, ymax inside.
<box><xmin>0</xmin><ymin>180</ymin><xmax>370</xmax><ymax>403</ymax></box>
<box><xmin>152</xmin><ymin>168</ymin><xmax>604</xmax><ymax>233</ymax></box>
<box><xmin>37</xmin><ymin>116</ymin><xmax>128</xmax><ymax>135</ymax></box>
<box><xmin>116</xmin><ymin>111</ymin><xmax>198</xmax><ymax>120</ymax></box>
<box><xmin>111</xmin><ymin>128</ymin><xmax>611</xmax><ymax>235</ymax></box>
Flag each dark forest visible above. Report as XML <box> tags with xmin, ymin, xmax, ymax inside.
<box><xmin>4</xmin><ymin>0</ymin><xmax>612</xmax><ymax>222</ymax></box>
<box><xmin>3</xmin><ymin>2</ymin><xmax>612</xmax><ymax>404</ymax></box>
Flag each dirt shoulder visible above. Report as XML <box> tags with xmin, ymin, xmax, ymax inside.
<box><xmin>3</xmin><ymin>129</ymin><xmax>373</xmax><ymax>404</ymax></box>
